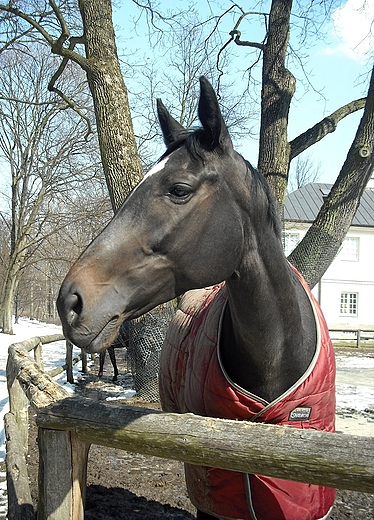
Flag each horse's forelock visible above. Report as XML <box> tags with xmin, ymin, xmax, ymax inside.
<box><xmin>158</xmin><ymin>128</ymin><xmax>213</xmax><ymax>164</ymax></box>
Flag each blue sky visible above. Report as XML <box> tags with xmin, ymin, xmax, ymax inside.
<box><xmin>115</xmin><ymin>0</ymin><xmax>374</xmax><ymax>184</ymax></box>
<box><xmin>286</xmin><ymin>0</ymin><xmax>374</xmax><ymax>183</ymax></box>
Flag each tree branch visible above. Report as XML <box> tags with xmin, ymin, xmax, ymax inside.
<box><xmin>0</xmin><ymin>4</ymin><xmax>54</xmax><ymax>45</ymax></box>
<box><xmin>48</xmin><ymin>0</ymin><xmax>70</xmax><ymax>46</ymax></box>
<box><xmin>229</xmin><ymin>29</ymin><xmax>264</xmax><ymax>50</ymax></box>
<box><xmin>131</xmin><ymin>0</ymin><xmax>185</xmax><ymax>33</ymax></box>
<box><xmin>288</xmin><ymin>65</ymin><xmax>374</xmax><ymax>288</ymax></box>
<box><xmin>0</xmin><ymin>4</ymin><xmax>90</xmax><ymax>139</ymax></box>
<box><xmin>229</xmin><ymin>8</ymin><xmax>268</xmax><ymax>50</ymax></box>
<box><xmin>0</xmin><ymin>25</ymin><xmax>34</xmax><ymax>53</ymax></box>
<box><xmin>48</xmin><ymin>83</ymin><xmax>92</xmax><ymax>139</ymax></box>
<box><xmin>0</xmin><ymin>210</ymin><xmax>10</xmax><ymax>230</ymax></box>
<box><xmin>214</xmin><ymin>6</ymin><xmax>267</xmax><ymax>93</ymax></box>
<box><xmin>0</xmin><ymin>4</ymin><xmax>87</xmax><ymax>68</ymax></box>
<box><xmin>289</xmin><ymin>98</ymin><xmax>367</xmax><ymax>160</ymax></box>
<box><xmin>48</xmin><ymin>38</ymin><xmax>92</xmax><ymax>139</ymax></box>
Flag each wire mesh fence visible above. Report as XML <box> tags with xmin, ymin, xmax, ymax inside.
<box><xmin>126</xmin><ymin>301</ymin><xmax>175</xmax><ymax>401</ymax></box>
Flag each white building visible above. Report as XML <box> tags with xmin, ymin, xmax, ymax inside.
<box><xmin>283</xmin><ymin>179</ymin><xmax>374</xmax><ymax>329</ymax></box>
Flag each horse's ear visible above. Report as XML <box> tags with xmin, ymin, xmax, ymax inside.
<box><xmin>198</xmin><ymin>76</ymin><xmax>233</xmax><ymax>152</ymax></box>
<box><xmin>157</xmin><ymin>98</ymin><xmax>185</xmax><ymax>146</ymax></box>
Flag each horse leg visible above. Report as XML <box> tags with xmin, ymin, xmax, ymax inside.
<box><xmin>108</xmin><ymin>346</ymin><xmax>119</xmax><ymax>382</ymax></box>
<box><xmin>98</xmin><ymin>351</ymin><xmax>105</xmax><ymax>378</ymax></box>
<box><xmin>196</xmin><ymin>510</ymin><xmax>217</xmax><ymax>519</ymax></box>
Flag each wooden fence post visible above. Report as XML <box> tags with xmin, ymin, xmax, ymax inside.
<box><xmin>81</xmin><ymin>350</ymin><xmax>88</xmax><ymax>373</ymax></box>
<box><xmin>37</xmin><ymin>427</ymin><xmax>90</xmax><ymax>520</ymax></box>
<box><xmin>4</xmin><ymin>412</ymin><xmax>35</xmax><ymax>520</ymax></box>
<box><xmin>6</xmin><ymin>353</ymin><xmax>29</xmax><ymax>452</ymax></box>
<box><xmin>34</xmin><ymin>341</ymin><xmax>44</xmax><ymax>371</ymax></box>
<box><xmin>65</xmin><ymin>341</ymin><xmax>74</xmax><ymax>384</ymax></box>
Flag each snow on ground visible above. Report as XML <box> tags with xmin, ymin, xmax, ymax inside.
<box><xmin>336</xmin><ymin>355</ymin><xmax>374</xmax><ymax>411</ymax></box>
<box><xmin>335</xmin><ymin>353</ymin><xmax>374</xmax><ymax>436</ymax></box>
<box><xmin>0</xmin><ymin>318</ymin><xmax>75</xmax><ymax>462</ymax></box>
<box><xmin>0</xmin><ymin>317</ymin><xmax>138</xmax><ymax>463</ymax></box>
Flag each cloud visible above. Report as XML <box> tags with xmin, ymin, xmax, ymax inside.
<box><xmin>325</xmin><ymin>0</ymin><xmax>374</xmax><ymax>61</ymax></box>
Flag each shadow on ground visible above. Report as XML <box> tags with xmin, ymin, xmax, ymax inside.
<box><xmin>85</xmin><ymin>485</ymin><xmax>195</xmax><ymax>519</ymax></box>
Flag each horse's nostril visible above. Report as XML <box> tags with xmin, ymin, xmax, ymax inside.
<box><xmin>63</xmin><ymin>292</ymin><xmax>84</xmax><ymax>326</ymax></box>
<box><xmin>72</xmin><ymin>293</ymin><xmax>83</xmax><ymax>317</ymax></box>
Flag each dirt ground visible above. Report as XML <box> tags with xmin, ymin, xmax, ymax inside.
<box><xmin>22</xmin><ymin>351</ymin><xmax>374</xmax><ymax>519</ymax></box>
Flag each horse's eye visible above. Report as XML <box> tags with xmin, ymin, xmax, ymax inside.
<box><xmin>169</xmin><ymin>184</ymin><xmax>192</xmax><ymax>202</ymax></box>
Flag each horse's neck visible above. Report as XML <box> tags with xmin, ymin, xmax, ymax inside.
<box><xmin>221</xmin><ymin>239</ymin><xmax>317</xmax><ymax>403</ymax></box>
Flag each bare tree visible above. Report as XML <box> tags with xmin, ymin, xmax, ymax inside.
<box><xmin>13</xmin><ymin>185</ymin><xmax>112</xmax><ymax>324</ymax></box>
<box><xmin>0</xmin><ymin>48</ymin><xmax>102</xmax><ymax>333</ymax></box>
<box><xmin>288</xmin><ymin>155</ymin><xmax>321</xmax><ymax>192</ymax></box>
<box><xmin>194</xmin><ymin>0</ymin><xmax>373</xmax><ymax>286</ymax></box>
<box><xmin>1</xmin><ymin>0</ymin><xmax>373</xmax><ymax>293</ymax></box>
<box><xmin>130</xmin><ymin>9</ymin><xmax>255</xmax><ymax>171</ymax></box>
<box><xmin>0</xmin><ymin>0</ymin><xmax>142</xmax><ymax>213</ymax></box>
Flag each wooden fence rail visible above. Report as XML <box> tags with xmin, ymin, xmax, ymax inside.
<box><xmin>5</xmin><ymin>336</ymin><xmax>374</xmax><ymax>520</ymax></box>
<box><xmin>329</xmin><ymin>326</ymin><xmax>374</xmax><ymax>348</ymax></box>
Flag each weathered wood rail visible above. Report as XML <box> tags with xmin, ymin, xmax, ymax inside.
<box><xmin>5</xmin><ymin>336</ymin><xmax>374</xmax><ymax>520</ymax></box>
<box><xmin>329</xmin><ymin>326</ymin><xmax>374</xmax><ymax>348</ymax></box>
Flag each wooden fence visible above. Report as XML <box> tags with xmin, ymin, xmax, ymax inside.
<box><xmin>5</xmin><ymin>336</ymin><xmax>374</xmax><ymax>520</ymax></box>
<box><xmin>329</xmin><ymin>326</ymin><xmax>374</xmax><ymax>348</ymax></box>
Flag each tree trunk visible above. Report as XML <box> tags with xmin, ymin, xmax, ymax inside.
<box><xmin>0</xmin><ymin>256</ymin><xmax>21</xmax><ymax>335</ymax></box>
<box><xmin>77</xmin><ymin>0</ymin><xmax>170</xmax><ymax>401</ymax></box>
<box><xmin>78</xmin><ymin>0</ymin><xmax>142</xmax><ymax>211</ymax></box>
<box><xmin>255</xmin><ymin>0</ymin><xmax>373</xmax><ymax>288</ymax></box>
<box><xmin>258</xmin><ymin>0</ymin><xmax>295</xmax><ymax>212</ymax></box>
<box><xmin>289</xmin><ymin>65</ymin><xmax>374</xmax><ymax>288</ymax></box>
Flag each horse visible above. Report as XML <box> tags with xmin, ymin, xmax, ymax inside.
<box><xmin>98</xmin><ymin>346</ymin><xmax>118</xmax><ymax>381</ymax></box>
<box><xmin>57</xmin><ymin>77</ymin><xmax>336</xmax><ymax>520</ymax></box>
<box><xmin>97</xmin><ymin>321</ymin><xmax>129</xmax><ymax>382</ymax></box>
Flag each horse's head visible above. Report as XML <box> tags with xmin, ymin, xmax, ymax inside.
<box><xmin>57</xmin><ymin>77</ymin><xmax>271</xmax><ymax>352</ymax></box>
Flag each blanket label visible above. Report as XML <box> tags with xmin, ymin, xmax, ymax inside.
<box><xmin>288</xmin><ymin>406</ymin><xmax>312</xmax><ymax>421</ymax></box>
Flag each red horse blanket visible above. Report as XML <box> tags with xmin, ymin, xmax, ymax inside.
<box><xmin>159</xmin><ymin>267</ymin><xmax>336</xmax><ymax>520</ymax></box>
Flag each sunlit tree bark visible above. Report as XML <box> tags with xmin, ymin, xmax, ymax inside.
<box><xmin>220</xmin><ymin>0</ymin><xmax>373</xmax><ymax>287</ymax></box>
<box><xmin>289</xmin><ymin>67</ymin><xmax>374</xmax><ymax>287</ymax></box>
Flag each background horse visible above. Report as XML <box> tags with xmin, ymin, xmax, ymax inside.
<box><xmin>97</xmin><ymin>321</ymin><xmax>129</xmax><ymax>382</ymax></box>
<box><xmin>98</xmin><ymin>346</ymin><xmax>118</xmax><ymax>381</ymax></box>
<box><xmin>57</xmin><ymin>77</ymin><xmax>335</xmax><ymax>520</ymax></box>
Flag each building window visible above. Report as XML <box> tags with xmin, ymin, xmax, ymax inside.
<box><xmin>340</xmin><ymin>292</ymin><xmax>358</xmax><ymax>317</ymax></box>
<box><xmin>340</xmin><ymin>237</ymin><xmax>359</xmax><ymax>261</ymax></box>
<box><xmin>283</xmin><ymin>232</ymin><xmax>300</xmax><ymax>256</ymax></box>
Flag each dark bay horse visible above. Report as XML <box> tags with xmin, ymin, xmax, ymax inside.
<box><xmin>98</xmin><ymin>346</ymin><xmax>118</xmax><ymax>381</ymax></box>
<box><xmin>57</xmin><ymin>77</ymin><xmax>336</xmax><ymax>520</ymax></box>
<box><xmin>98</xmin><ymin>321</ymin><xmax>129</xmax><ymax>381</ymax></box>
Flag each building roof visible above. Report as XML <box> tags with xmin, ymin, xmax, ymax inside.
<box><xmin>284</xmin><ymin>183</ymin><xmax>374</xmax><ymax>227</ymax></box>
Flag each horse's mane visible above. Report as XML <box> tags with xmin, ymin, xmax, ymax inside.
<box><xmin>158</xmin><ymin>128</ymin><xmax>281</xmax><ymax>238</ymax></box>
<box><xmin>244</xmin><ymin>158</ymin><xmax>282</xmax><ymax>238</ymax></box>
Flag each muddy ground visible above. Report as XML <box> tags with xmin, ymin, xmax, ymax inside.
<box><xmin>22</xmin><ymin>350</ymin><xmax>374</xmax><ymax>518</ymax></box>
